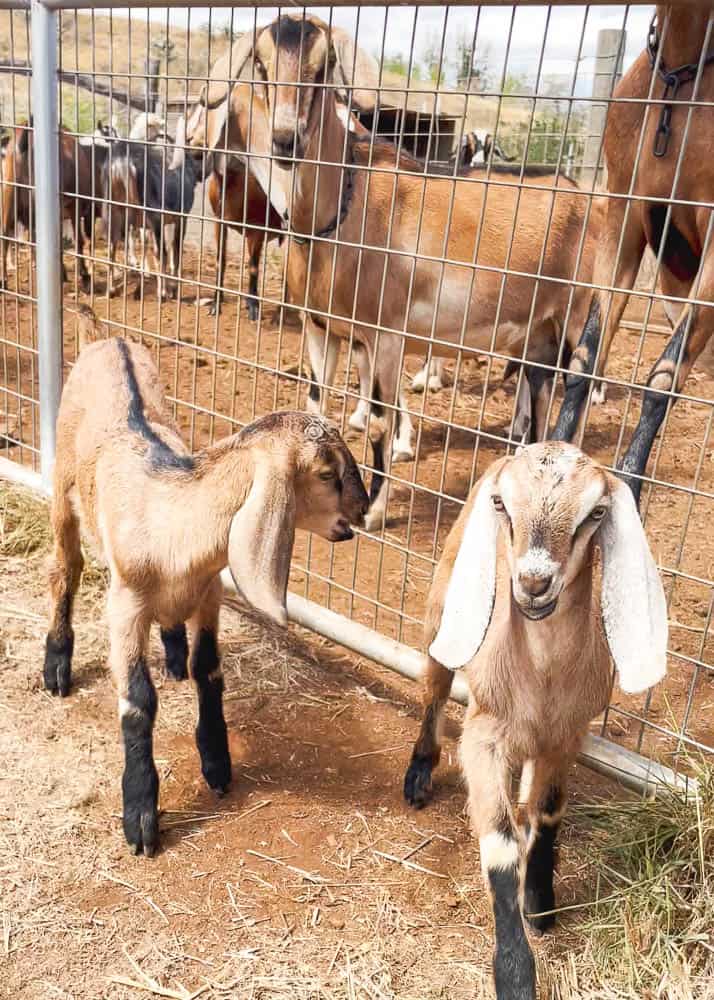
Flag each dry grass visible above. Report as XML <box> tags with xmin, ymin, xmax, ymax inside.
<box><xmin>0</xmin><ymin>480</ymin><xmax>51</xmax><ymax>557</ymax></box>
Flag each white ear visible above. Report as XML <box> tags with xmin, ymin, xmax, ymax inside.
<box><xmin>329</xmin><ymin>26</ymin><xmax>379</xmax><ymax>112</ymax></box>
<box><xmin>227</xmin><ymin>463</ymin><xmax>295</xmax><ymax>627</ymax></box>
<box><xmin>599</xmin><ymin>479</ymin><xmax>668</xmax><ymax>694</ymax></box>
<box><xmin>429</xmin><ymin>476</ymin><xmax>500</xmax><ymax>670</ymax></box>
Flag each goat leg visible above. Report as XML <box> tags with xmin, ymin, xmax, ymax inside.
<box><xmin>403</xmin><ymin>655</ymin><xmax>454</xmax><ymax>808</ymax></box>
<box><xmin>190</xmin><ymin>577</ymin><xmax>231</xmax><ymax>795</ymax></box>
<box><xmin>246</xmin><ymin>231</ymin><xmax>263</xmax><ymax>321</ymax></box>
<box><xmin>160</xmin><ymin>623</ymin><xmax>189</xmax><ymax>680</ymax></box>
<box><xmin>109</xmin><ymin>582</ymin><xmax>157</xmax><ymax>857</ymax></box>
<box><xmin>522</xmin><ymin>754</ymin><xmax>570</xmax><ymax>935</ymax></box>
<box><xmin>44</xmin><ymin>472</ymin><xmax>84</xmax><ymax>696</ymax></box>
<box><xmin>462</xmin><ymin>714</ymin><xmax>536</xmax><ymax>1000</ymax></box>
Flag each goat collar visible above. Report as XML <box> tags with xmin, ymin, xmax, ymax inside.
<box><xmin>284</xmin><ymin>136</ymin><xmax>356</xmax><ymax>247</ymax></box>
<box><xmin>647</xmin><ymin>14</ymin><xmax>714</xmax><ymax>157</ymax></box>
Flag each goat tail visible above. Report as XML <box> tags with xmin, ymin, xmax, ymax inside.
<box><xmin>66</xmin><ymin>303</ymin><xmax>105</xmax><ymax>351</ymax></box>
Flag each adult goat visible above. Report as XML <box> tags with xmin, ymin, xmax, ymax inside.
<box><xmin>553</xmin><ymin>5</ymin><xmax>714</xmax><ymax>505</ymax></box>
<box><xmin>187</xmin><ymin>15</ymin><xmax>604</xmax><ymax>531</ymax></box>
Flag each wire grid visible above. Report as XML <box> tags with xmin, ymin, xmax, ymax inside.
<box><xmin>0</xmin><ymin>7</ymin><xmax>38</xmax><ymax>469</ymax></box>
<box><xmin>1</xmin><ymin>1</ymin><xmax>713</xmax><ymax>778</ymax></box>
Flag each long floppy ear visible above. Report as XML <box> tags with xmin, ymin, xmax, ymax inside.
<box><xmin>204</xmin><ymin>31</ymin><xmax>258</xmax><ymax>111</ymax></box>
<box><xmin>429</xmin><ymin>471</ymin><xmax>501</xmax><ymax>670</ymax></box>
<box><xmin>227</xmin><ymin>464</ymin><xmax>295</xmax><ymax>627</ymax></box>
<box><xmin>328</xmin><ymin>26</ymin><xmax>379</xmax><ymax>113</ymax></box>
<box><xmin>599</xmin><ymin>477</ymin><xmax>668</xmax><ymax>694</ymax></box>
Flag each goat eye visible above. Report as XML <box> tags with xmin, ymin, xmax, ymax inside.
<box><xmin>590</xmin><ymin>505</ymin><xmax>607</xmax><ymax>521</ymax></box>
<box><xmin>319</xmin><ymin>469</ymin><xmax>334</xmax><ymax>481</ymax></box>
<box><xmin>492</xmin><ymin>495</ymin><xmax>505</xmax><ymax>512</ymax></box>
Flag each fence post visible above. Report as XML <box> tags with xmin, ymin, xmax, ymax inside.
<box><xmin>31</xmin><ymin>0</ymin><xmax>63</xmax><ymax>492</ymax></box>
<box><xmin>583</xmin><ymin>28</ymin><xmax>625</xmax><ymax>187</ymax></box>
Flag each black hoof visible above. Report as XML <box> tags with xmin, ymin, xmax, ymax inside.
<box><xmin>208</xmin><ymin>301</ymin><xmax>220</xmax><ymax>317</ymax></box>
<box><xmin>247</xmin><ymin>300</ymin><xmax>259</xmax><ymax>322</ymax></box>
<box><xmin>122</xmin><ymin>768</ymin><xmax>159</xmax><ymax>858</ymax></box>
<box><xmin>43</xmin><ymin>632</ymin><xmax>74</xmax><ymax>697</ymax></box>
<box><xmin>160</xmin><ymin>625</ymin><xmax>189</xmax><ymax>681</ymax></box>
<box><xmin>524</xmin><ymin>890</ymin><xmax>556</xmax><ymax>936</ymax></box>
<box><xmin>403</xmin><ymin>753</ymin><xmax>434</xmax><ymax>809</ymax></box>
<box><xmin>200</xmin><ymin>748</ymin><xmax>232</xmax><ymax>795</ymax></box>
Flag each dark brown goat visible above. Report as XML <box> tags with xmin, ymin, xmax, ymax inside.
<box><xmin>1</xmin><ymin>119</ymin><xmax>98</xmax><ymax>292</ymax></box>
<box><xmin>553</xmin><ymin>4</ymin><xmax>714</xmax><ymax>504</ymax></box>
<box><xmin>206</xmin><ymin>162</ymin><xmax>283</xmax><ymax>319</ymax></box>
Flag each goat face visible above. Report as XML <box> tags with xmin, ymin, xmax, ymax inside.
<box><xmin>491</xmin><ymin>442</ymin><xmax>609</xmax><ymax>621</ymax></box>
<box><xmin>251</xmin><ymin>16</ymin><xmax>333</xmax><ymax>165</ymax></box>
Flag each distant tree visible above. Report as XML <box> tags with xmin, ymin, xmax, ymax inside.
<box><xmin>381</xmin><ymin>53</ymin><xmax>422</xmax><ymax>81</ymax></box>
<box><xmin>455</xmin><ymin>33</ymin><xmax>493</xmax><ymax>91</ymax></box>
<box><xmin>421</xmin><ymin>31</ymin><xmax>446</xmax><ymax>86</ymax></box>
<box><xmin>502</xmin><ymin>71</ymin><xmax>529</xmax><ymax>96</ymax></box>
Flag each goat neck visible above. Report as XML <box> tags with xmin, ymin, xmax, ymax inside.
<box><xmin>655</xmin><ymin>5</ymin><xmax>713</xmax><ymax>67</ymax></box>
<box><xmin>288</xmin><ymin>90</ymin><xmax>352</xmax><ymax>239</ymax></box>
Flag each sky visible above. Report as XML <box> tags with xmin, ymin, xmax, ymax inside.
<box><xmin>156</xmin><ymin>4</ymin><xmax>655</xmax><ymax>95</ymax></box>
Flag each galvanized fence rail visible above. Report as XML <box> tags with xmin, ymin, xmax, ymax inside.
<box><xmin>0</xmin><ymin>0</ymin><xmax>712</xmax><ymax>794</ymax></box>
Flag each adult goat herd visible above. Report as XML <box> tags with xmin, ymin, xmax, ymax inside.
<box><xmin>3</xmin><ymin>5</ymin><xmax>708</xmax><ymax>999</ymax></box>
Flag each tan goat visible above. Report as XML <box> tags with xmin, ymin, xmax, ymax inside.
<box><xmin>44</xmin><ymin>337</ymin><xmax>368</xmax><ymax>856</ymax></box>
<box><xmin>186</xmin><ymin>14</ymin><xmax>604</xmax><ymax>530</ymax></box>
<box><xmin>403</xmin><ymin>441</ymin><xmax>667</xmax><ymax>1000</ymax></box>
<box><xmin>553</xmin><ymin>5</ymin><xmax>714</xmax><ymax>504</ymax></box>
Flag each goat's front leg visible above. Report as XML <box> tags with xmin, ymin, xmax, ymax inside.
<box><xmin>461</xmin><ymin>712</ymin><xmax>535</xmax><ymax>1000</ymax></box>
<box><xmin>108</xmin><ymin>581</ymin><xmax>156</xmax><ymax>856</ymax></box>
<box><xmin>246</xmin><ymin>229</ymin><xmax>264</xmax><ymax>322</ymax></box>
<box><xmin>44</xmin><ymin>473</ymin><xmax>84</xmax><ymax>696</ymax></box>
<box><xmin>363</xmin><ymin>337</ymin><xmax>401</xmax><ymax>531</ymax></box>
<box><xmin>305</xmin><ymin>316</ymin><xmax>339</xmax><ymax>416</ymax></box>
<box><xmin>404</xmin><ymin>655</ymin><xmax>454</xmax><ymax>807</ymax></box>
<box><xmin>348</xmin><ymin>342</ymin><xmax>372</xmax><ymax>431</ymax></box>
<box><xmin>522</xmin><ymin>754</ymin><xmax>570</xmax><ymax>935</ymax></box>
<box><xmin>189</xmin><ymin>577</ymin><xmax>231</xmax><ymax>795</ymax></box>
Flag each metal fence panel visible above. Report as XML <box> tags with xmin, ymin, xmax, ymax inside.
<box><xmin>0</xmin><ymin>0</ymin><xmax>712</xmax><ymax>792</ymax></box>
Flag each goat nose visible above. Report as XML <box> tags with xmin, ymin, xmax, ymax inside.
<box><xmin>519</xmin><ymin>573</ymin><xmax>552</xmax><ymax>598</ymax></box>
<box><xmin>272</xmin><ymin>133</ymin><xmax>296</xmax><ymax>159</ymax></box>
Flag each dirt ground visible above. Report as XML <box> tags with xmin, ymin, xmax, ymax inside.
<box><xmin>1</xmin><ymin>225</ymin><xmax>713</xmax><ymax>998</ymax></box>
<box><xmin>1</xmin><ymin>516</ymin><xmax>642</xmax><ymax>1000</ymax></box>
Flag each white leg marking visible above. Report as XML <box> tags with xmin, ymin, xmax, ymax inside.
<box><xmin>480</xmin><ymin>831</ymin><xmax>520</xmax><ymax>875</ymax></box>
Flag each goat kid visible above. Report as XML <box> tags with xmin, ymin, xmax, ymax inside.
<box><xmin>403</xmin><ymin>441</ymin><xmax>667</xmax><ymax>1000</ymax></box>
<box><xmin>44</xmin><ymin>336</ymin><xmax>369</xmax><ymax>857</ymax></box>
<box><xmin>186</xmin><ymin>15</ymin><xmax>603</xmax><ymax>530</ymax></box>
<box><xmin>553</xmin><ymin>5</ymin><xmax>714</xmax><ymax>505</ymax></box>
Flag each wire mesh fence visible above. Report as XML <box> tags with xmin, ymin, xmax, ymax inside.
<box><xmin>0</xmin><ymin>1</ymin><xmax>712</xmax><ymax>787</ymax></box>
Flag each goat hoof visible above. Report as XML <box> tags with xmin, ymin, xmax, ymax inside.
<box><xmin>524</xmin><ymin>890</ymin><xmax>556</xmax><ymax>936</ymax></box>
<box><xmin>43</xmin><ymin>633</ymin><xmax>73</xmax><ymax>698</ymax></box>
<box><xmin>201</xmin><ymin>753</ymin><xmax>232</xmax><ymax>795</ymax></box>
<box><xmin>427</xmin><ymin>376</ymin><xmax>444</xmax><ymax>392</ymax></box>
<box><xmin>363</xmin><ymin>506</ymin><xmax>387</xmax><ymax>533</ymax></box>
<box><xmin>403</xmin><ymin>753</ymin><xmax>434</xmax><ymax>809</ymax></box>
<box><xmin>348</xmin><ymin>410</ymin><xmax>368</xmax><ymax>432</ymax></box>
<box><xmin>208</xmin><ymin>301</ymin><xmax>221</xmax><ymax>317</ymax></box>
<box><xmin>123</xmin><ymin>793</ymin><xmax>159</xmax><ymax>858</ymax></box>
<box><xmin>392</xmin><ymin>446</ymin><xmax>415</xmax><ymax>464</ymax></box>
<box><xmin>247</xmin><ymin>301</ymin><xmax>260</xmax><ymax>322</ymax></box>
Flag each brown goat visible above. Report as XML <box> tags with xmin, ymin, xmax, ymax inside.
<box><xmin>186</xmin><ymin>15</ymin><xmax>604</xmax><ymax>531</ymax></box>
<box><xmin>1</xmin><ymin>119</ymin><xmax>97</xmax><ymax>292</ymax></box>
<box><xmin>44</xmin><ymin>337</ymin><xmax>368</xmax><ymax>856</ymax></box>
<box><xmin>404</xmin><ymin>441</ymin><xmax>667</xmax><ymax>1000</ymax></box>
<box><xmin>553</xmin><ymin>5</ymin><xmax>714</xmax><ymax>504</ymax></box>
<box><xmin>206</xmin><ymin>162</ymin><xmax>283</xmax><ymax>319</ymax></box>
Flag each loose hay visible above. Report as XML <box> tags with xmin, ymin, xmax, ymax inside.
<box><xmin>0</xmin><ymin>480</ymin><xmax>51</xmax><ymax>556</ymax></box>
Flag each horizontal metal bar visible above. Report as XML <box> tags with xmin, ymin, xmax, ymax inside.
<box><xmin>0</xmin><ymin>456</ymin><xmax>693</xmax><ymax>798</ymax></box>
<box><xmin>38</xmin><ymin>0</ymin><xmax>678</xmax><ymax>10</ymax></box>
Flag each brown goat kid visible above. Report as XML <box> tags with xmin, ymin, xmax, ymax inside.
<box><xmin>206</xmin><ymin>162</ymin><xmax>283</xmax><ymax>319</ymax></box>
<box><xmin>1</xmin><ymin>119</ymin><xmax>97</xmax><ymax>292</ymax></box>
<box><xmin>186</xmin><ymin>15</ymin><xmax>604</xmax><ymax>531</ymax></box>
<box><xmin>404</xmin><ymin>442</ymin><xmax>667</xmax><ymax>1000</ymax></box>
<box><xmin>554</xmin><ymin>5</ymin><xmax>714</xmax><ymax>504</ymax></box>
<box><xmin>45</xmin><ymin>337</ymin><xmax>368</xmax><ymax>856</ymax></box>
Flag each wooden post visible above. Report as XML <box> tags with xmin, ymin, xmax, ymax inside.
<box><xmin>584</xmin><ymin>28</ymin><xmax>625</xmax><ymax>188</ymax></box>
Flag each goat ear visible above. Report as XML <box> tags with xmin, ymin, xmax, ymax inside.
<box><xmin>328</xmin><ymin>26</ymin><xmax>379</xmax><ymax>112</ymax></box>
<box><xmin>227</xmin><ymin>463</ymin><xmax>295</xmax><ymax>627</ymax></box>
<box><xmin>205</xmin><ymin>31</ymin><xmax>257</xmax><ymax>110</ymax></box>
<box><xmin>599</xmin><ymin>476</ymin><xmax>668</xmax><ymax>693</ymax></box>
<box><xmin>429</xmin><ymin>470</ymin><xmax>502</xmax><ymax>670</ymax></box>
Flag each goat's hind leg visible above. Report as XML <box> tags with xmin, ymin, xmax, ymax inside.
<box><xmin>404</xmin><ymin>655</ymin><xmax>454</xmax><ymax>808</ymax></box>
<box><xmin>44</xmin><ymin>481</ymin><xmax>84</xmax><ymax>696</ymax></box>
<box><xmin>305</xmin><ymin>318</ymin><xmax>339</xmax><ymax>416</ymax></box>
<box><xmin>160</xmin><ymin>624</ymin><xmax>188</xmax><ymax>680</ymax></box>
<box><xmin>190</xmin><ymin>577</ymin><xmax>231</xmax><ymax>795</ymax></box>
<box><xmin>522</xmin><ymin>754</ymin><xmax>569</xmax><ymax>935</ymax></box>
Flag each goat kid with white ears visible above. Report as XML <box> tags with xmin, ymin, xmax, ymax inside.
<box><xmin>404</xmin><ymin>440</ymin><xmax>668</xmax><ymax>1000</ymax></box>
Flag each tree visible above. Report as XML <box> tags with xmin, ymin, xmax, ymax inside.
<box><xmin>455</xmin><ymin>34</ymin><xmax>493</xmax><ymax>91</ymax></box>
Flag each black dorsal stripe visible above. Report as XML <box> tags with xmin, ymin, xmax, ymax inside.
<box><xmin>116</xmin><ymin>338</ymin><xmax>194</xmax><ymax>471</ymax></box>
